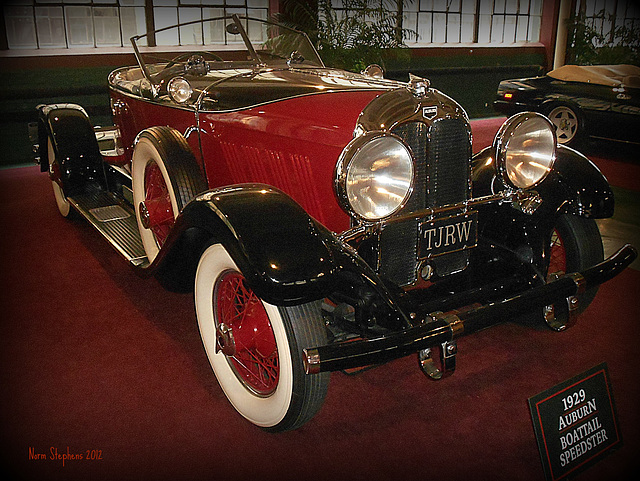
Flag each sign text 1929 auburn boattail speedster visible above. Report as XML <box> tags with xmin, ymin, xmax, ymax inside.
<box><xmin>32</xmin><ymin>15</ymin><xmax>636</xmax><ymax>431</ymax></box>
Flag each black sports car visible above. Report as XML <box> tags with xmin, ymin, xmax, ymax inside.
<box><xmin>494</xmin><ymin>64</ymin><xmax>640</xmax><ymax>146</ymax></box>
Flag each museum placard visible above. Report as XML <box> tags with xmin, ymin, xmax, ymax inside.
<box><xmin>528</xmin><ymin>363</ymin><xmax>622</xmax><ymax>481</ymax></box>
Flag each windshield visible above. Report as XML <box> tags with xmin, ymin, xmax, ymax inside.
<box><xmin>131</xmin><ymin>15</ymin><xmax>324</xmax><ymax>81</ymax></box>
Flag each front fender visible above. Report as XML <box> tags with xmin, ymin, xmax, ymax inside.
<box><xmin>153</xmin><ymin>184</ymin><xmax>404</xmax><ymax>318</ymax></box>
<box><xmin>548</xmin><ymin>144</ymin><xmax>614</xmax><ymax>218</ymax></box>
<box><xmin>472</xmin><ymin>144</ymin><xmax>614</xmax><ymax>219</ymax></box>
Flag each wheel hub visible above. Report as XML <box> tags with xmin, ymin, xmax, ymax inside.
<box><xmin>138</xmin><ymin>201</ymin><xmax>151</xmax><ymax>229</ymax></box>
<box><xmin>215</xmin><ymin>323</ymin><xmax>237</xmax><ymax>356</ymax></box>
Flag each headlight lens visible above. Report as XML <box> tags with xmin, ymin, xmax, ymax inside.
<box><xmin>494</xmin><ymin>112</ymin><xmax>556</xmax><ymax>189</ymax></box>
<box><xmin>336</xmin><ymin>133</ymin><xmax>413</xmax><ymax>221</ymax></box>
<box><xmin>167</xmin><ymin>77</ymin><xmax>193</xmax><ymax>104</ymax></box>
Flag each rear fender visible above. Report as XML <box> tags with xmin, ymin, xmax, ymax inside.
<box><xmin>36</xmin><ymin>103</ymin><xmax>103</xmax><ymax>193</ymax></box>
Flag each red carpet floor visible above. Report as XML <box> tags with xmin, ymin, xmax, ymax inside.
<box><xmin>1</xmin><ymin>121</ymin><xmax>639</xmax><ymax>481</ymax></box>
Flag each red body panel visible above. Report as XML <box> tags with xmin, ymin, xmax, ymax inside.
<box><xmin>110</xmin><ymin>92</ymin><xmax>202</xmax><ymax>165</ymax></box>
<box><xmin>111</xmin><ymin>89</ymin><xmax>383</xmax><ymax>233</ymax></box>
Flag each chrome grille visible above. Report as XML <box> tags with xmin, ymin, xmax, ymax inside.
<box><xmin>379</xmin><ymin>118</ymin><xmax>471</xmax><ymax>286</ymax></box>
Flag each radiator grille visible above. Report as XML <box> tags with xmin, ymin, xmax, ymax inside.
<box><xmin>379</xmin><ymin>118</ymin><xmax>471</xmax><ymax>286</ymax></box>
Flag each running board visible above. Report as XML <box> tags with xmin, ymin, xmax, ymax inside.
<box><xmin>68</xmin><ymin>183</ymin><xmax>149</xmax><ymax>268</ymax></box>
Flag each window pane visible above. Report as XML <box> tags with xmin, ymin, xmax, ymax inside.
<box><xmin>503</xmin><ymin>14</ymin><xmax>516</xmax><ymax>42</ymax></box>
<box><xmin>5</xmin><ymin>6</ymin><xmax>37</xmax><ymax>49</ymax></box>
<box><xmin>478</xmin><ymin>0</ymin><xmax>492</xmax><ymax>14</ymax></box>
<box><xmin>202</xmin><ymin>9</ymin><xmax>225</xmax><ymax>43</ymax></box>
<box><xmin>179</xmin><ymin>8</ymin><xmax>203</xmax><ymax>45</ymax></box>
<box><xmin>491</xmin><ymin>15</ymin><xmax>504</xmax><ymax>42</ymax></box>
<box><xmin>516</xmin><ymin>15</ymin><xmax>528</xmax><ymax>42</ymax></box>
<box><xmin>433</xmin><ymin>12</ymin><xmax>446</xmax><ymax>41</ymax></box>
<box><xmin>461</xmin><ymin>13</ymin><xmax>474</xmax><ymax>42</ymax></box>
<box><xmin>530</xmin><ymin>0</ymin><xmax>542</xmax><ymax>15</ymax></box>
<box><xmin>461</xmin><ymin>0</ymin><xmax>476</xmax><ymax>14</ymax></box>
<box><xmin>65</xmin><ymin>6</ymin><xmax>94</xmax><ymax>47</ymax></box>
<box><xmin>528</xmin><ymin>14</ymin><xmax>540</xmax><ymax>42</ymax></box>
<box><xmin>417</xmin><ymin>12</ymin><xmax>432</xmax><ymax>42</ymax></box>
<box><xmin>94</xmin><ymin>7</ymin><xmax>121</xmax><ymax>46</ymax></box>
<box><xmin>35</xmin><ymin>6</ymin><xmax>66</xmax><ymax>47</ymax></box>
<box><xmin>477</xmin><ymin>14</ymin><xmax>491</xmax><ymax>42</ymax></box>
<box><xmin>120</xmin><ymin>6</ymin><xmax>146</xmax><ymax>44</ymax></box>
<box><xmin>405</xmin><ymin>0</ymin><xmax>418</xmax><ymax>12</ymax></box>
<box><xmin>433</xmin><ymin>0</ymin><xmax>447</xmax><ymax>11</ymax></box>
<box><xmin>447</xmin><ymin>13</ymin><xmax>460</xmax><ymax>42</ymax></box>
<box><xmin>155</xmin><ymin>7</ymin><xmax>178</xmax><ymax>45</ymax></box>
<box><xmin>247</xmin><ymin>8</ymin><xmax>268</xmax><ymax>22</ymax></box>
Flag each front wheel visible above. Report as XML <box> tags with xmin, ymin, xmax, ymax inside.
<box><xmin>544</xmin><ymin>214</ymin><xmax>604</xmax><ymax>329</ymax></box>
<box><xmin>195</xmin><ymin>244</ymin><xmax>330</xmax><ymax>431</ymax></box>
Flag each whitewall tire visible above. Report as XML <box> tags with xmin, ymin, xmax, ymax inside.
<box><xmin>195</xmin><ymin>243</ymin><xmax>329</xmax><ymax>431</ymax></box>
<box><xmin>131</xmin><ymin>127</ymin><xmax>206</xmax><ymax>263</ymax></box>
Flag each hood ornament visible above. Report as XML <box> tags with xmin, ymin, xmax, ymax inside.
<box><xmin>408</xmin><ymin>73</ymin><xmax>431</xmax><ymax>98</ymax></box>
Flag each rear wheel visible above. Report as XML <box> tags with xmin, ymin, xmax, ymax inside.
<box><xmin>195</xmin><ymin>243</ymin><xmax>330</xmax><ymax>431</ymax></box>
<box><xmin>132</xmin><ymin>127</ymin><xmax>206</xmax><ymax>263</ymax></box>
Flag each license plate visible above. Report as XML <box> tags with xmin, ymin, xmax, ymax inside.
<box><xmin>418</xmin><ymin>211</ymin><xmax>478</xmax><ymax>259</ymax></box>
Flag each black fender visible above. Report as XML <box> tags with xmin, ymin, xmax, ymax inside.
<box><xmin>472</xmin><ymin>144</ymin><xmax>614</xmax><ymax>219</ymax></box>
<box><xmin>36</xmin><ymin>103</ymin><xmax>103</xmax><ymax>194</ymax></box>
<box><xmin>150</xmin><ymin>184</ymin><xmax>407</xmax><ymax>325</ymax></box>
<box><xmin>549</xmin><ymin>144</ymin><xmax>614</xmax><ymax>218</ymax></box>
<box><xmin>471</xmin><ymin>143</ymin><xmax>613</xmax><ymax>273</ymax></box>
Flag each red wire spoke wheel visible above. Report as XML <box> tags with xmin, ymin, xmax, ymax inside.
<box><xmin>547</xmin><ymin>228</ymin><xmax>567</xmax><ymax>280</ymax></box>
<box><xmin>215</xmin><ymin>271</ymin><xmax>279</xmax><ymax>396</ymax></box>
<box><xmin>142</xmin><ymin>162</ymin><xmax>174</xmax><ymax>248</ymax></box>
<box><xmin>195</xmin><ymin>243</ymin><xmax>330</xmax><ymax>431</ymax></box>
<box><xmin>543</xmin><ymin>215</ymin><xmax>605</xmax><ymax>329</ymax></box>
<box><xmin>132</xmin><ymin>126</ymin><xmax>206</xmax><ymax>263</ymax></box>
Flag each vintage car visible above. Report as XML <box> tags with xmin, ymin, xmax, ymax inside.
<box><xmin>494</xmin><ymin>64</ymin><xmax>640</xmax><ymax>146</ymax></box>
<box><xmin>32</xmin><ymin>15</ymin><xmax>636</xmax><ymax>432</ymax></box>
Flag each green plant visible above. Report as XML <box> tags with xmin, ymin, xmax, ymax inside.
<box><xmin>566</xmin><ymin>8</ymin><xmax>640</xmax><ymax>66</ymax></box>
<box><xmin>274</xmin><ymin>0</ymin><xmax>416</xmax><ymax>73</ymax></box>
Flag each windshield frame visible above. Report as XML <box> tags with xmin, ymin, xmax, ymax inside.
<box><xmin>130</xmin><ymin>14</ymin><xmax>324</xmax><ymax>84</ymax></box>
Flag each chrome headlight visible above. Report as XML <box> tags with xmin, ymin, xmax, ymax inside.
<box><xmin>167</xmin><ymin>77</ymin><xmax>193</xmax><ymax>104</ymax></box>
<box><xmin>335</xmin><ymin>132</ymin><xmax>414</xmax><ymax>221</ymax></box>
<box><xmin>494</xmin><ymin>112</ymin><xmax>556</xmax><ymax>189</ymax></box>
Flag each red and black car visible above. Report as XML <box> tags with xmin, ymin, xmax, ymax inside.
<box><xmin>33</xmin><ymin>15</ymin><xmax>636</xmax><ymax>431</ymax></box>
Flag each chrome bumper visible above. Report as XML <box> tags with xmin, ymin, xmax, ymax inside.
<box><xmin>304</xmin><ymin>244</ymin><xmax>637</xmax><ymax>374</ymax></box>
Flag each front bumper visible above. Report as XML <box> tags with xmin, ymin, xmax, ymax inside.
<box><xmin>304</xmin><ymin>243</ymin><xmax>637</xmax><ymax>374</ymax></box>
